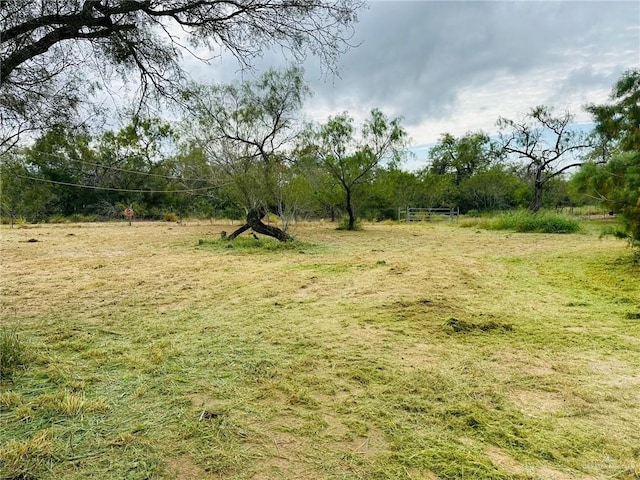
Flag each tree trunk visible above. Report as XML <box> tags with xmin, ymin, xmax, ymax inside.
<box><xmin>529</xmin><ymin>179</ymin><xmax>544</xmax><ymax>213</ymax></box>
<box><xmin>228</xmin><ymin>208</ymin><xmax>292</xmax><ymax>242</ymax></box>
<box><xmin>345</xmin><ymin>188</ymin><xmax>356</xmax><ymax>230</ymax></box>
<box><xmin>227</xmin><ymin>222</ymin><xmax>251</xmax><ymax>240</ymax></box>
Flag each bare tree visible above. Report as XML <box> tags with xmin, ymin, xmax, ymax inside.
<box><xmin>0</xmin><ymin>0</ymin><xmax>364</xmax><ymax>152</ymax></box>
<box><xmin>497</xmin><ymin>105</ymin><xmax>594</xmax><ymax>212</ymax></box>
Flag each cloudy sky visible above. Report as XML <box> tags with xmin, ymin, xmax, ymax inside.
<box><xmin>184</xmin><ymin>1</ymin><xmax>639</xmax><ymax>168</ymax></box>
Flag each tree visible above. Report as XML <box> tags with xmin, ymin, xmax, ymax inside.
<box><xmin>184</xmin><ymin>66</ymin><xmax>309</xmax><ymax>241</ymax></box>
<box><xmin>457</xmin><ymin>166</ymin><xmax>525</xmax><ymax>213</ymax></box>
<box><xmin>20</xmin><ymin>125</ymin><xmax>97</xmax><ymax>217</ymax></box>
<box><xmin>304</xmin><ymin>109</ymin><xmax>408</xmax><ymax>230</ymax></box>
<box><xmin>497</xmin><ymin>106</ymin><xmax>595</xmax><ymax>212</ymax></box>
<box><xmin>361</xmin><ymin>166</ymin><xmax>423</xmax><ymax>220</ymax></box>
<box><xmin>293</xmin><ymin>153</ymin><xmax>344</xmax><ymax>221</ymax></box>
<box><xmin>415</xmin><ymin>170</ymin><xmax>457</xmax><ymax>210</ymax></box>
<box><xmin>587</xmin><ymin>69</ymin><xmax>640</xmax><ymax>154</ymax></box>
<box><xmin>1</xmin><ymin>118</ymin><xmax>191</xmax><ymax>220</ymax></box>
<box><xmin>428</xmin><ymin>131</ymin><xmax>496</xmax><ymax>184</ymax></box>
<box><xmin>0</xmin><ymin>152</ymin><xmax>55</xmax><ymax>224</ymax></box>
<box><xmin>0</xmin><ymin>0</ymin><xmax>365</xmax><ymax>152</ymax></box>
<box><xmin>574</xmin><ymin>69</ymin><xmax>640</xmax><ymax>245</ymax></box>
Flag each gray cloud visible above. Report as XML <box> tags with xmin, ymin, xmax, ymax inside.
<box><xmin>181</xmin><ymin>1</ymin><xmax>639</xmax><ymax>145</ymax></box>
<box><xmin>305</xmin><ymin>1</ymin><xmax>639</xmax><ymax>134</ymax></box>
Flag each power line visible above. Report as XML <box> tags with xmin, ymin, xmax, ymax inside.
<box><xmin>15</xmin><ymin>174</ymin><xmax>226</xmax><ymax>194</ymax></box>
<box><xmin>16</xmin><ymin>147</ymin><xmax>211</xmax><ymax>183</ymax></box>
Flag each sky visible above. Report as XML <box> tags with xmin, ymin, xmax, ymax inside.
<box><xmin>181</xmin><ymin>0</ymin><xmax>639</xmax><ymax>169</ymax></box>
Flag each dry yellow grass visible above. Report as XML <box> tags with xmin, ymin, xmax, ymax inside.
<box><xmin>1</xmin><ymin>220</ymin><xmax>639</xmax><ymax>479</ymax></box>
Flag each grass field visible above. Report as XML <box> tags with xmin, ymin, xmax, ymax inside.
<box><xmin>1</xmin><ymin>220</ymin><xmax>639</xmax><ymax>479</ymax></box>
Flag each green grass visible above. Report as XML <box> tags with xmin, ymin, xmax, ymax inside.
<box><xmin>1</xmin><ymin>221</ymin><xmax>638</xmax><ymax>479</ymax></box>
<box><xmin>0</xmin><ymin>327</ymin><xmax>26</xmax><ymax>377</ymax></box>
<box><xmin>461</xmin><ymin>210</ymin><xmax>582</xmax><ymax>234</ymax></box>
<box><xmin>198</xmin><ymin>236</ymin><xmax>317</xmax><ymax>253</ymax></box>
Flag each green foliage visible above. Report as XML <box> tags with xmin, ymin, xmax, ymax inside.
<box><xmin>458</xmin><ymin>167</ymin><xmax>524</xmax><ymax>212</ymax></box>
<box><xmin>336</xmin><ymin>216</ymin><xmax>363</xmax><ymax>230</ymax></box>
<box><xmin>416</xmin><ymin>170</ymin><xmax>458</xmax><ymax>207</ymax></box>
<box><xmin>184</xmin><ymin>67</ymin><xmax>310</xmax><ymax>239</ymax></box>
<box><xmin>48</xmin><ymin>214</ymin><xmax>69</xmax><ymax>224</ymax></box>
<box><xmin>305</xmin><ymin>108</ymin><xmax>409</xmax><ymax>230</ymax></box>
<box><xmin>574</xmin><ymin>153</ymin><xmax>640</xmax><ymax>244</ymax></box>
<box><xmin>0</xmin><ymin>151</ymin><xmax>56</xmax><ymax>222</ymax></box>
<box><xmin>163</xmin><ymin>212</ymin><xmax>179</xmax><ymax>222</ymax></box>
<box><xmin>1</xmin><ymin>0</ymin><xmax>364</xmax><ymax>150</ymax></box>
<box><xmin>587</xmin><ymin>69</ymin><xmax>640</xmax><ymax>152</ymax></box>
<box><xmin>428</xmin><ymin>131</ymin><xmax>499</xmax><ymax>184</ymax></box>
<box><xmin>463</xmin><ymin>210</ymin><xmax>581</xmax><ymax>234</ymax></box>
<box><xmin>0</xmin><ymin>118</ymin><xmax>234</xmax><ymax>221</ymax></box>
<box><xmin>497</xmin><ymin>211</ymin><xmax>581</xmax><ymax>233</ymax></box>
<box><xmin>0</xmin><ymin>327</ymin><xmax>26</xmax><ymax>376</ymax></box>
<box><xmin>577</xmin><ymin>69</ymin><xmax>640</xmax><ymax>247</ymax></box>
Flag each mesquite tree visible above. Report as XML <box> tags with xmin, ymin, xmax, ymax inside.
<box><xmin>428</xmin><ymin>131</ymin><xmax>498</xmax><ymax>185</ymax></box>
<box><xmin>304</xmin><ymin>109</ymin><xmax>408</xmax><ymax>230</ymax></box>
<box><xmin>0</xmin><ymin>0</ymin><xmax>364</xmax><ymax>152</ymax></box>
<box><xmin>497</xmin><ymin>106</ymin><xmax>594</xmax><ymax>212</ymax></box>
<box><xmin>184</xmin><ymin>66</ymin><xmax>309</xmax><ymax>241</ymax></box>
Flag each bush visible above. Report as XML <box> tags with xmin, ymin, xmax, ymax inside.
<box><xmin>336</xmin><ymin>216</ymin><xmax>363</xmax><ymax>231</ymax></box>
<box><xmin>163</xmin><ymin>212</ymin><xmax>179</xmax><ymax>222</ymax></box>
<box><xmin>460</xmin><ymin>210</ymin><xmax>581</xmax><ymax>234</ymax></box>
<box><xmin>496</xmin><ymin>211</ymin><xmax>581</xmax><ymax>233</ymax></box>
<box><xmin>0</xmin><ymin>327</ymin><xmax>26</xmax><ymax>376</ymax></box>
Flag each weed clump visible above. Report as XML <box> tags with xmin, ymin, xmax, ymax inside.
<box><xmin>163</xmin><ymin>212</ymin><xmax>179</xmax><ymax>222</ymax></box>
<box><xmin>198</xmin><ymin>236</ymin><xmax>314</xmax><ymax>253</ymax></box>
<box><xmin>0</xmin><ymin>430</ymin><xmax>54</xmax><ymax>480</ymax></box>
<box><xmin>0</xmin><ymin>327</ymin><xmax>27</xmax><ymax>376</ymax></box>
<box><xmin>445</xmin><ymin>318</ymin><xmax>513</xmax><ymax>333</ymax></box>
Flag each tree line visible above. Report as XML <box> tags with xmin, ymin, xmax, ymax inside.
<box><xmin>2</xmin><ymin>67</ymin><xmax>637</xmax><ymax>243</ymax></box>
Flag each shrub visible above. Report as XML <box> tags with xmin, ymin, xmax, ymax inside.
<box><xmin>471</xmin><ymin>210</ymin><xmax>582</xmax><ymax>234</ymax></box>
<box><xmin>163</xmin><ymin>212</ymin><xmax>179</xmax><ymax>222</ymax></box>
<box><xmin>336</xmin><ymin>216</ymin><xmax>363</xmax><ymax>231</ymax></box>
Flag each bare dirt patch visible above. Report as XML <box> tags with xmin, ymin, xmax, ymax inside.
<box><xmin>485</xmin><ymin>446</ymin><xmax>599</xmax><ymax>480</ymax></box>
<box><xmin>509</xmin><ymin>388</ymin><xmax>568</xmax><ymax>416</ymax></box>
<box><xmin>166</xmin><ymin>456</ymin><xmax>209</xmax><ymax>480</ymax></box>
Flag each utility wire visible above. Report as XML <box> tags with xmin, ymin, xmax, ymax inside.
<box><xmin>16</xmin><ymin>148</ymin><xmax>212</xmax><ymax>183</ymax></box>
<box><xmin>15</xmin><ymin>174</ymin><xmax>226</xmax><ymax>194</ymax></box>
